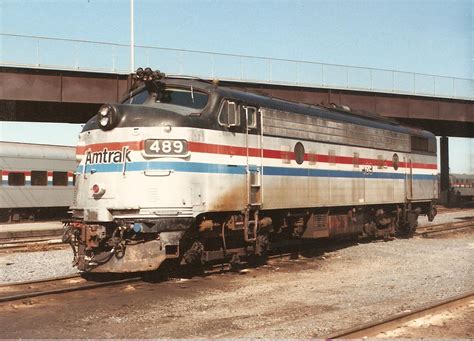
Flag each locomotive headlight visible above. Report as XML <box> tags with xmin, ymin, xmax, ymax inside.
<box><xmin>97</xmin><ymin>104</ymin><xmax>118</xmax><ymax>131</ymax></box>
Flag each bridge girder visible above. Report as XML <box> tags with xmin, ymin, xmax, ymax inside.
<box><xmin>0</xmin><ymin>67</ymin><xmax>472</xmax><ymax>137</ymax></box>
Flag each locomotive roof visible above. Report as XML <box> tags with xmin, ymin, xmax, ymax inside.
<box><xmin>128</xmin><ymin>77</ymin><xmax>436</xmax><ymax>140</ymax></box>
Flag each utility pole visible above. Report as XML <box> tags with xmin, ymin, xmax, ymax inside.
<box><xmin>130</xmin><ymin>0</ymin><xmax>135</xmax><ymax>73</ymax></box>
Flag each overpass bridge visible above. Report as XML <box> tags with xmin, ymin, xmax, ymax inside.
<box><xmin>1</xmin><ymin>34</ymin><xmax>472</xmax><ymax>137</ymax></box>
<box><xmin>1</xmin><ymin>66</ymin><xmax>472</xmax><ymax>137</ymax></box>
<box><xmin>1</xmin><ymin>34</ymin><xmax>473</xmax><ymax>202</ymax></box>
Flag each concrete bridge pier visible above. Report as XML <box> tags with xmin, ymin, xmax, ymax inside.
<box><xmin>439</xmin><ymin>136</ymin><xmax>450</xmax><ymax>205</ymax></box>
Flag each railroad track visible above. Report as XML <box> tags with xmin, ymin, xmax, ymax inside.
<box><xmin>0</xmin><ymin>245</ymin><xmax>329</xmax><ymax>304</ymax></box>
<box><xmin>325</xmin><ymin>290</ymin><xmax>474</xmax><ymax>338</ymax></box>
<box><xmin>0</xmin><ymin>237</ymin><xmax>67</xmax><ymax>253</ymax></box>
<box><xmin>414</xmin><ymin>218</ymin><xmax>474</xmax><ymax>237</ymax></box>
<box><xmin>1</xmin><ymin>219</ymin><xmax>471</xmax><ymax>303</ymax></box>
<box><xmin>0</xmin><ymin>273</ymin><xmax>143</xmax><ymax>303</ymax></box>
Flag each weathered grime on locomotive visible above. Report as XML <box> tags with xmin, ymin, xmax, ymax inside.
<box><xmin>65</xmin><ymin>69</ymin><xmax>438</xmax><ymax>273</ymax></box>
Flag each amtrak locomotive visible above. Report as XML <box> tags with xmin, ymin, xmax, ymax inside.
<box><xmin>65</xmin><ymin>68</ymin><xmax>438</xmax><ymax>273</ymax></box>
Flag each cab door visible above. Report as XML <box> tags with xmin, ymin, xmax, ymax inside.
<box><xmin>243</xmin><ymin>105</ymin><xmax>263</xmax><ymax>208</ymax></box>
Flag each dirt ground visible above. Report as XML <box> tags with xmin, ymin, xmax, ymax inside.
<box><xmin>0</xmin><ymin>231</ymin><xmax>472</xmax><ymax>338</ymax></box>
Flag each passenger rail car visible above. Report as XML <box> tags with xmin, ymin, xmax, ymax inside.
<box><xmin>0</xmin><ymin>141</ymin><xmax>76</xmax><ymax>222</ymax></box>
<box><xmin>66</xmin><ymin>68</ymin><xmax>438</xmax><ymax>273</ymax></box>
<box><xmin>450</xmin><ymin>174</ymin><xmax>474</xmax><ymax>203</ymax></box>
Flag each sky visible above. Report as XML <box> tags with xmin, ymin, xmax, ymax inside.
<box><xmin>0</xmin><ymin>0</ymin><xmax>473</xmax><ymax>172</ymax></box>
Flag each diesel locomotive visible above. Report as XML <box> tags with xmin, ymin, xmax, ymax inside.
<box><xmin>65</xmin><ymin>68</ymin><xmax>438</xmax><ymax>273</ymax></box>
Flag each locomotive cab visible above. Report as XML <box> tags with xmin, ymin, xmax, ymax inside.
<box><xmin>70</xmin><ymin>74</ymin><xmax>221</xmax><ymax>272</ymax></box>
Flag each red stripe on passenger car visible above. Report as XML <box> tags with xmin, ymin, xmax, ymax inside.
<box><xmin>1</xmin><ymin>170</ymin><xmax>32</xmax><ymax>176</ymax></box>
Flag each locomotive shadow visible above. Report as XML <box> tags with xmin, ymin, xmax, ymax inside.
<box><xmin>141</xmin><ymin>237</ymin><xmax>364</xmax><ymax>283</ymax></box>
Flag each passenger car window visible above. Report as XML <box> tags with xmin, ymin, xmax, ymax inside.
<box><xmin>53</xmin><ymin>172</ymin><xmax>68</xmax><ymax>186</ymax></box>
<box><xmin>8</xmin><ymin>172</ymin><xmax>25</xmax><ymax>186</ymax></box>
<box><xmin>31</xmin><ymin>171</ymin><xmax>47</xmax><ymax>186</ymax></box>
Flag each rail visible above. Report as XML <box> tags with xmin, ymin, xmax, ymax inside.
<box><xmin>325</xmin><ymin>290</ymin><xmax>474</xmax><ymax>338</ymax></box>
<box><xmin>1</xmin><ymin>33</ymin><xmax>473</xmax><ymax>100</ymax></box>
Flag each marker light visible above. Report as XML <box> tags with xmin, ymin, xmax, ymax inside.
<box><xmin>92</xmin><ymin>184</ymin><xmax>106</xmax><ymax>198</ymax></box>
<box><xmin>92</xmin><ymin>184</ymin><xmax>100</xmax><ymax>194</ymax></box>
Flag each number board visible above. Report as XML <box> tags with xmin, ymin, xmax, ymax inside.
<box><xmin>144</xmin><ymin>139</ymin><xmax>188</xmax><ymax>156</ymax></box>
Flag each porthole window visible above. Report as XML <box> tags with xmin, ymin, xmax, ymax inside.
<box><xmin>294</xmin><ymin>142</ymin><xmax>305</xmax><ymax>165</ymax></box>
<box><xmin>392</xmin><ymin>153</ymin><xmax>399</xmax><ymax>170</ymax></box>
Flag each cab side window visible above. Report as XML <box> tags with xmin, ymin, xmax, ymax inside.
<box><xmin>242</xmin><ymin>106</ymin><xmax>257</xmax><ymax>129</ymax></box>
<box><xmin>218</xmin><ymin>100</ymin><xmax>240</xmax><ymax>127</ymax></box>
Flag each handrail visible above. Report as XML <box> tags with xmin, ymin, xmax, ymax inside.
<box><xmin>1</xmin><ymin>32</ymin><xmax>473</xmax><ymax>100</ymax></box>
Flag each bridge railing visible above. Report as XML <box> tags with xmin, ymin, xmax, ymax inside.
<box><xmin>1</xmin><ymin>33</ymin><xmax>473</xmax><ymax>100</ymax></box>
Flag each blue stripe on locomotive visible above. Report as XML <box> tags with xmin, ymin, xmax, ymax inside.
<box><xmin>76</xmin><ymin>162</ymin><xmax>435</xmax><ymax>181</ymax></box>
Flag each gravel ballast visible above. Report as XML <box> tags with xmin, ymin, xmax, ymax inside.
<box><xmin>1</xmin><ymin>230</ymin><xmax>472</xmax><ymax>338</ymax></box>
<box><xmin>2</xmin><ymin>208</ymin><xmax>472</xmax><ymax>285</ymax></box>
<box><xmin>0</xmin><ymin>249</ymin><xmax>77</xmax><ymax>284</ymax></box>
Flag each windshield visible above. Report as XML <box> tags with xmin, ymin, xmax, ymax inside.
<box><xmin>124</xmin><ymin>90</ymin><xmax>149</xmax><ymax>105</ymax></box>
<box><xmin>123</xmin><ymin>86</ymin><xmax>208</xmax><ymax>111</ymax></box>
<box><xmin>156</xmin><ymin>87</ymin><xmax>208</xmax><ymax>110</ymax></box>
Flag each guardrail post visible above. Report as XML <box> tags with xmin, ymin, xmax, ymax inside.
<box><xmin>210</xmin><ymin>55</ymin><xmax>214</xmax><ymax>78</ymax></box>
<box><xmin>392</xmin><ymin>71</ymin><xmax>395</xmax><ymax>92</ymax></box>
<box><xmin>240</xmin><ymin>57</ymin><xmax>243</xmax><ymax>80</ymax></box>
<box><xmin>268</xmin><ymin>59</ymin><xmax>272</xmax><ymax>82</ymax></box>
<box><xmin>296</xmin><ymin>62</ymin><xmax>299</xmax><ymax>84</ymax></box>
<box><xmin>322</xmin><ymin>64</ymin><xmax>325</xmax><ymax>87</ymax></box>
<box><xmin>36</xmin><ymin>38</ymin><xmax>40</xmax><ymax>67</ymax></box>
<box><xmin>112</xmin><ymin>46</ymin><xmax>116</xmax><ymax>72</ymax></box>
<box><xmin>346</xmin><ymin>67</ymin><xmax>349</xmax><ymax>88</ymax></box>
<box><xmin>370</xmin><ymin>69</ymin><xmax>373</xmax><ymax>90</ymax></box>
<box><xmin>74</xmin><ymin>43</ymin><xmax>79</xmax><ymax>69</ymax></box>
